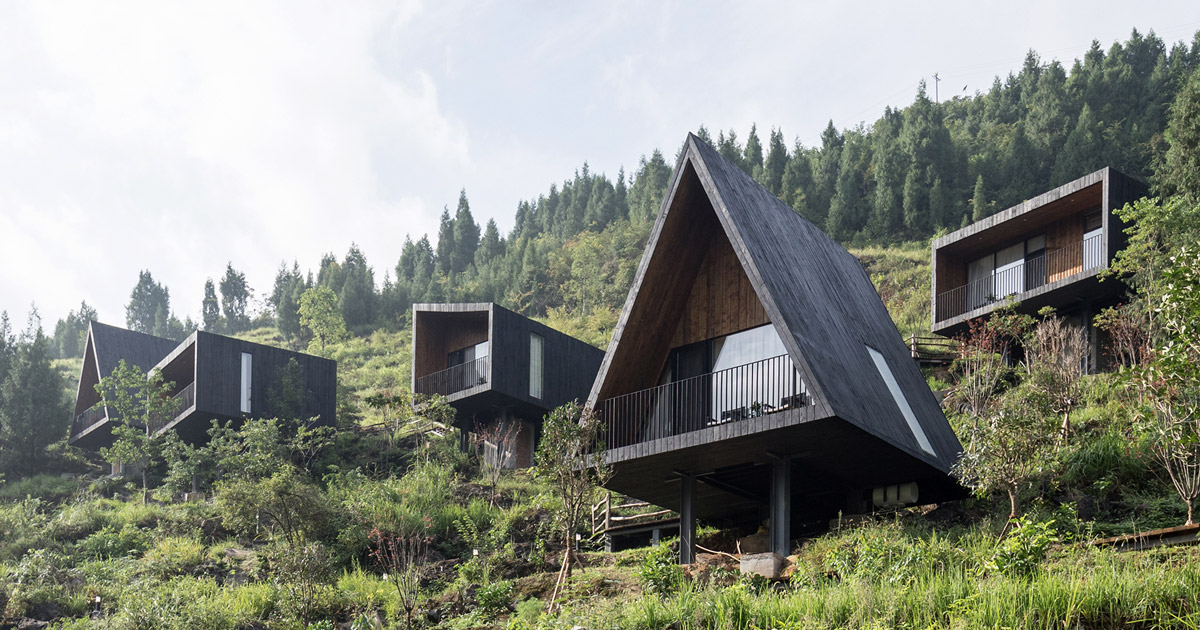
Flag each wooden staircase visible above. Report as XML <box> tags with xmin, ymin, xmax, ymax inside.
<box><xmin>590</xmin><ymin>492</ymin><xmax>679</xmax><ymax>552</ymax></box>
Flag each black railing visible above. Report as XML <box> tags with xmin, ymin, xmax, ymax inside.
<box><xmin>598</xmin><ymin>354</ymin><xmax>806</xmax><ymax>449</ymax></box>
<box><xmin>71</xmin><ymin>403</ymin><xmax>108</xmax><ymax>437</ymax></box>
<box><xmin>936</xmin><ymin>234</ymin><xmax>1103</xmax><ymax>322</ymax></box>
<box><xmin>415</xmin><ymin>356</ymin><xmax>489</xmax><ymax>397</ymax></box>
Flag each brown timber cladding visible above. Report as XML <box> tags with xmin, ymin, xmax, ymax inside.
<box><xmin>671</xmin><ymin>232</ymin><xmax>769</xmax><ymax>348</ymax></box>
<box><xmin>413</xmin><ymin>312</ymin><xmax>488</xmax><ymax>378</ymax></box>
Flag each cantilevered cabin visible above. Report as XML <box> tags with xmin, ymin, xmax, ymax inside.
<box><xmin>587</xmin><ymin>134</ymin><xmax>963</xmax><ymax>563</ymax></box>
<box><xmin>411</xmin><ymin>303</ymin><xmax>603</xmax><ymax>468</ymax></box>
<box><xmin>931</xmin><ymin>168</ymin><xmax>1146</xmax><ymax>368</ymax></box>
<box><xmin>70</xmin><ymin>321</ymin><xmax>337</xmax><ymax>449</ymax></box>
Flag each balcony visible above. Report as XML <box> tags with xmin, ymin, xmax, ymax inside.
<box><xmin>415</xmin><ymin>355</ymin><xmax>489</xmax><ymax>397</ymax></box>
<box><xmin>598</xmin><ymin>354</ymin><xmax>807</xmax><ymax>450</ymax></box>
<box><xmin>935</xmin><ymin>234</ymin><xmax>1103</xmax><ymax>323</ymax></box>
<box><xmin>150</xmin><ymin>382</ymin><xmax>196</xmax><ymax>433</ymax></box>
<box><xmin>71</xmin><ymin>403</ymin><xmax>108</xmax><ymax>437</ymax></box>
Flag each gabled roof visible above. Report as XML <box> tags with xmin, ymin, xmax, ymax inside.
<box><xmin>588</xmin><ymin>133</ymin><xmax>961</xmax><ymax>472</ymax></box>
<box><xmin>73</xmin><ymin>321</ymin><xmax>179</xmax><ymax>418</ymax></box>
<box><xmin>89</xmin><ymin>320</ymin><xmax>178</xmax><ymax>378</ymax></box>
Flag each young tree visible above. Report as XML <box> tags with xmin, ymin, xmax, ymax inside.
<box><xmin>474</xmin><ymin>419</ymin><xmax>520</xmax><ymax>505</ymax></box>
<box><xmin>1025</xmin><ymin>310</ymin><xmax>1088</xmax><ymax>438</ymax></box>
<box><xmin>96</xmin><ymin>360</ymin><xmax>179</xmax><ymax>501</ymax></box>
<box><xmin>369</xmin><ymin>520</ymin><xmax>430</xmax><ymax>630</ymax></box>
<box><xmin>535</xmin><ymin>402</ymin><xmax>611</xmax><ymax>610</ymax></box>
<box><xmin>298</xmin><ymin>286</ymin><xmax>348</xmax><ymax>355</ymax></box>
<box><xmin>953</xmin><ymin>385</ymin><xmax>1057</xmax><ymax>521</ymax></box>
<box><xmin>1131</xmin><ymin>246</ymin><xmax>1200</xmax><ymax>524</ymax></box>
<box><xmin>0</xmin><ymin>319</ymin><xmax>70</xmax><ymax>476</ymax></box>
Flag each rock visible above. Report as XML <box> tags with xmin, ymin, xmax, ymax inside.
<box><xmin>737</xmin><ymin>531</ymin><xmax>770</xmax><ymax>554</ymax></box>
<box><xmin>739</xmin><ymin>552</ymin><xmax>785</xmax><ymax>579</ymax></box>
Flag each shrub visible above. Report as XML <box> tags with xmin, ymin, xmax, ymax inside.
<box><xmin>141</xmin><ymin>536</ymin><xmax>207</xmax><ymax>579</ymax></box>
<box><xmin>477</xmin><ymin>579</ymin><xmax>515</xmax><ymax>618</ymax></box>
<box><xmin>985</xmin><ymin>516</ymin><xmax>1059</xmax><ymax>577</ymax></box>
<box><xmin>76</xmin><ymin>524</ymin><xmax>151</xmax><ymax>560</ymax></box>
<box><xmin>638</xmin><ymin>540</ymin><xmax>683</xmax><ymax>596</ymax></box>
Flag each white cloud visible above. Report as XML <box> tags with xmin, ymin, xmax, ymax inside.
<box><xmin>0</xmin><ymin>0</ymin><xmax>466</xmax><ymax>324</ymax></box>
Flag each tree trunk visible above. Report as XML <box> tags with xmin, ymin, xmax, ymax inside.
<box><xmin>1188</xmin><ymin>500</ymin><xmax>1195</xmax><ymax>527</ymax></box>
<box><xmin>1007</xmin><ymin>487</ymin><xmax>1018</xmax><ymax>521</ymax></box>
<box><xmin>1061</xmin><ymin>410</ymin><xmax>1071</xmax><ymax>441</ymax></box>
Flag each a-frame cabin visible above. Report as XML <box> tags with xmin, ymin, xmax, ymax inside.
<box><xmin>588</xmin><ymin>134</ymin><xmax>963</xmax><ymax>563</ymax></box>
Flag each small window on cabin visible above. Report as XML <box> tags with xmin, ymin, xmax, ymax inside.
<box><xmin>240</xmin><ymin>352</ymin><xmax>252</xmax><ymax>414</ymax></box>
<box><xmin>866</xmin><ymin>346</ymin><xmax>935</xmax><ymax>457</ymax></box>
<box><xmin>529</xmin><ymin>333</ymin><xmax>544</xmax><ymax>399</ymax></box>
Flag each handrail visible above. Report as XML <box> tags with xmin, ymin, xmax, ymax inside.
<box><xmin>935</xmin><ymin>234</ymin><xmax>1103</xmax><ymax>323</ymax></box>
<box><xmin>415</xmin><ymin>355</ymin><xmax>489</xmax><ymax>397</ymax></box>
<box><xmin>598</xmin><ymin>354</ymin><xmax>806</xmax><ymax>450</ymax></box>
<box><xmin>71</xmin><ymin>403</ymin><xmax>108</xmax><ymax>437</ymax></box>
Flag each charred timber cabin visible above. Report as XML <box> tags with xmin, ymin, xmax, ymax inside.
<box><xmin>931</xmin><ymin>167</ymin><xmax>1146</xmax><ymax>369</ymax></box>
<box><xmin>69</xmin><ymin>321</ymin><xmax>336</xmax><ymax>449</ymax></box>
<box><xmin>411</xmin><ymin>303</ymin><xmax>603</xmax><ymax>468</ymax></box>
<box><xmin>587</xmin><ymin>134</ymin><xmax>963</xmax><ymax>564</ymax></box>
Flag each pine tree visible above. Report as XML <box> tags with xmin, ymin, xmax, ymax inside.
<box><xmin>435</xmin><ymin>208</ymin><xmax>456</xmax><ymax>274</ymax></box>
<box><xmin>451</xmin><ymin>190</ymin><xmax>480</xmax><ymax>273</ymax></box>
<box><xmin>478</xmin><ymin>219</ymin><xmax>505</xmax><ymax>265</ymax></box>
<box><xmin>1156</xmin><ymin>67</ymin><xmax>1200</xmax><ymax>199</ymax></box>
<box><xmin>743</xmin><ymin>124</ymin><xmax>764</xmax><ymax>175</ymax></box>
<box><xmin>0</xmin><ymin>318</ymin><xmax>69</xmax><ymax>476</ymax></box>
<box><xmin>763</xmin><ymin>128</ymin><xmax>788</xmax><ymax>196</ymax></box>
<box><xmin>219</xmin><ymin>263</ymin><xmax>251</xmax><ymax>333</ymax></box>
<box><xmin>202</xmin><ymin>279</ymin><xmax>221</xmax><ymax>331</ymax></box>
<box><xmin>126</xmin><ymin>271</ymin><xmax>170</xmax><ymax>334</ymax></box>
<box><xmin>339</xmin><ymin>244</ymin><xmax>376</xmax><ymax>331</ymax></box>
<box><xmin>972</xmin><ymin>174</ymin><xmax>990</xmax><ymax>222</ymax></box>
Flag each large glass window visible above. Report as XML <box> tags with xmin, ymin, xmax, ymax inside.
<box><xmin>448</xmin><ymin>341</ymin><xmax>489</xmax><ymax>367</ymax></box>
<box><xmin>529</xmin><ymin>333</ymin><xmax>544</xmax><ymax>399</ymax></box>
<box><xmin>647</xmin><ymin>324</ymin><xmax>806</xmax><ymax>436</ymax></box>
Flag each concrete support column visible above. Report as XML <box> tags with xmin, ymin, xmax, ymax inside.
<box><xmin>680</xmin><ymin>473</ymin><xmax>696</xmax><ymax>564</ymax></box>
<box><xmin>770</xmin><ymin>459</ymin><xmax>792</xmax><ymax>558</ymax></box>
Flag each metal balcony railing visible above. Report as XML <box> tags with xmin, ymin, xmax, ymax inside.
<box><xmin>71</xmin><ymin>403</ymin><xmax>108</xmax><ymax>437</ymax></box>
<box><xmin>935</xmin><ymin>234</ymin><xmax>1103</xmax><ymax>323</ymax></box>
<box><xmin>415</xmin><ymin>355</ymin><xmax>489</xmax><ymax>397</ymax></box>
<box><xmin>598</xmin><ymin>354</ymin><xmax>807</xmax><ymax>450</ymax></box>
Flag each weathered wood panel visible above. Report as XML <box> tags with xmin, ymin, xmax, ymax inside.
<box><xmin>670</xmin><ymin>234</ymin><xmax>769</xmax><ymax>347</ymax></box>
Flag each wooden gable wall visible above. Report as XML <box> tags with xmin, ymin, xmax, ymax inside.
<box><xmin>670</xmin><ymin>229</ymin><xmax>769</xmax><ymax>348</ymax></box>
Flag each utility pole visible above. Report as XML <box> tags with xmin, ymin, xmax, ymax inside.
<box><xmin>933</xmin><ymin>73</ymin><xmax>941</xmax><ymax>104</ymax></box>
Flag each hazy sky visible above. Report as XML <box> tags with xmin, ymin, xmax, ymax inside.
<box><xmin>2</xmin><ymin>1</ymin><xmax>1198</xmax><ymax>330</ymax></box>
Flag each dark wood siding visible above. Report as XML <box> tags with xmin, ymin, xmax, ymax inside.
<box><xmin>193</xmin><ymin>332</ymin><xmax>336</xmax><ymax>427</ymax></box>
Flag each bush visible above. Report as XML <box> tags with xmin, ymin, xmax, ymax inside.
<box><xmin>477</xmin><ymin>579</ymin><xmax>515</xmax><ymax>618</ymax></box>
<box><xmin>985</xmin><ymin>516</ymin><xmax>1059</xmax><ymax>577</ymax></box>
<box><xmin>141</xmin><ymin>536</ymin><xmax>207</xmax><ymax>579</ymax></box>
<box><xmin>638</xmin><ymin>540</ymin><xmax>683</xmax><ymax>596</ymax></box>
<box><xmin>76</xmin><ymin>524</ymin><xmax>151</xmax><ymax>560</ymax></box>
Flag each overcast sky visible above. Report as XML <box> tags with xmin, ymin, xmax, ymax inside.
<box><xmin>2</xmin><ymin>1</ymin><xmax>1198</xmax><ymax>330</ymax></box>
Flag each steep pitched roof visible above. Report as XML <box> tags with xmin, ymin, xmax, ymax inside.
<box><xmin>589</xmin><ymin>133</ymin><xmax>961</xmax><ymax>472</ymax></box>
<box><xmin>88</xmin><ymin>321</ymin><xmax>178</xmax><ymax>378</ymax></box>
